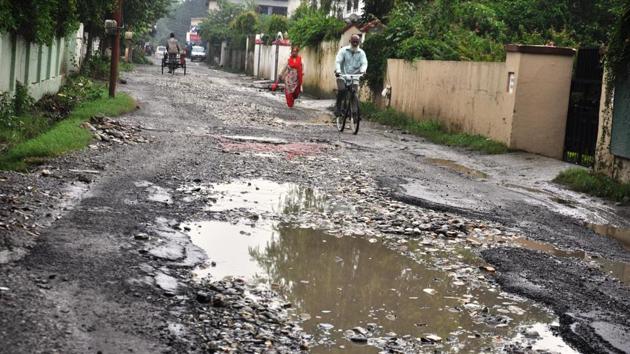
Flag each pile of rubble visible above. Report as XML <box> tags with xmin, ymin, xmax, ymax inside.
<box><xmin>190</xmin><ymin>278</ymin><xmax>309</xmax><ymax>353</ymax></box>
<box><xmin>81</xmin><ymin>115</ymin><xmax>149</xmax><ymax>145</ymax></box>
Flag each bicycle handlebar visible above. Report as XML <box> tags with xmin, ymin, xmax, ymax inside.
<box><xmin>338</xmin><ymin>74</ymin><xmax>363</xmax><ymax>79</ymax></box>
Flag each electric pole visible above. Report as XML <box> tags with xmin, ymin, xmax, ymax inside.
<box><xmin>109</xmin><ymin>0</ymin><xmax>123</xmax><ymax>98</ymax></box>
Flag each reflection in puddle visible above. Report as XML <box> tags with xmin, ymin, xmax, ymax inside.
<box><xmin>206</xmin><ymin>179</ymin><xmax>326</xmax><ymax>213</ymax></box>
<box><xmin>186</xmin><ymin>222</ymin><xmax>565</xmax><ymax>353</ymax></box>
<box><xmin>425</xmin><ymin>158</ymin><xmax>489</xmax><ymax>179</ymax></box>
<box><xmin>588</xmin><ymin>223</ymin><xmax>630</xmax><ymax>251</ymax></box>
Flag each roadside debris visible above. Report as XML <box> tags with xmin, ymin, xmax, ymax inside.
<box><xmin>82</xmin><ymin>115</ymin><xmax>149</xmax><ymax>146</ymax></box>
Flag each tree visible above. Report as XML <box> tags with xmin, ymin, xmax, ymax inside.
<box><xmin>231</xmin><ymin>11</ymin><xmax>259</xmax><ymax>35</ymax></box>
<box><xmin>361</xmin><ymin>0</ymin><xmax>394</xmax><ymax>23</ymax></box>
<box><xmin>198</xmin><ymin>0</ymin><xmax>245</xmax><ymax>43</ymax></box>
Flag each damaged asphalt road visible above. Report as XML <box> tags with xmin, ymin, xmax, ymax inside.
<box><xmin>1</xmin><ymin>61</ymin><xmax>629</xmax><ymax>353</ymax></box>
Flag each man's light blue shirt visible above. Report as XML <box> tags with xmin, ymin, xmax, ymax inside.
<box><xmin>335</xmin><ymin>46</ymin><xmax>368</xmax><ymax>75</ymax></box>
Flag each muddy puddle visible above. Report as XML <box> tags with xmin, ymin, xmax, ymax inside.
<box><xmin>426</xmin><ymin>158</ymin><xmax>488</xmax><ymax>179</ymax></box>
<box><xmin>205</xmin><ymin>179</ymin><xmax>327</xmax><ymax>213</ymax></box>
<box><xmin>588</xmin><ymin>223</ymin><xmax>630</xmax><ymax>251</ymax></box>
<box><xmin>182</xmin><ymin>179</ymin><xmax>578</xmax><ymax>353</ymax></box>
<box><xmin>187</xmin><ymin>222</ymin><xmax>577</xmax><ymax>353</ymax></box>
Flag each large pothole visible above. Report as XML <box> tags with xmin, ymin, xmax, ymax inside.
<box><xmin>180</xmin><ymin>179</ymin><xmax>579</xmax><ymax>353</ymax></box>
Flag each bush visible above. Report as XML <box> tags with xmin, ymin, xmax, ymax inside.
<box><xmin>13</xmin><ymin>82</ymin><xmax>34</xmax><ymax>116</ymax></box>
<box><xmin>260</xmin><ymin>14</ymin><xmax>288</xmax><ymax>37</ymax></box>
<box><xmin>555</xmin><ymin>168</ymin><xmax>630</xmax><ymax>203</ymax></box>
<box><xmin>288</xmin><ymin>9</ymin><xmax>345</xmax><ymax>49</ymax></box>
<box><xmin>362</xmin><ymin>33</ymin><xmax>391</xmax><ymax>92</ymax></box>
<box><xmin>81</xmin><ymin>54</ymin><xmax>111</xmax><ymax>80</ymax></box>
<box><xmin>37</xmin><ymin>76</ymin><xmax>102</xmax><ymax>122</ymax></box>
<box><xmin>131</xmin><ymin>49</ymin><xmax>152</xmax><ymax>65</ymax></box>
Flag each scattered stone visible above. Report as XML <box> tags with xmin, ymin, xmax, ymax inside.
<box><xmin>423</xmin><ymin>288</ymin><xmax>437</xmax><ymax>295</ymax></box>
<box><xmin>349</xmin><ymin>335</ymin><xmax>368</xmax><ymax>344</ymax></box>
<box><xmin>134</xmin><ymin>233</ymin><xmax>150</xmax><ymax>241</ymax></box>
<box><xmin>422</xmin><ymin>334</ymin><xmax>442</xmax><ymax>343</ymax></box>
<box><xmin>480</xmin><ymin>265</ymin><xmax>496</xmax><ymax>273</ymax></box>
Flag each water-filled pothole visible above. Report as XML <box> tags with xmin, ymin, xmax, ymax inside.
<box><xmin>187</xmin><ymin>222</ymin><xmax>575</xmax><ymax>353</ymax></box>
<box><xmin>206</xmin><ymin>179</ymin><xmax>327</xmax><ymax>213</ymax></box>
<box><xmin>588</xmin><ymin>223</ymin><xmax>630</xmax><ymax>251</ymax></box>
<box><xmin>425</xmin><ymin>158</ymin><xmax>489</xmax><ymax>179</ymax></box>
<box><xmin>183</xmin><ymin>179</ymin><xmax>577</xmax><ymax>353</ymax></box>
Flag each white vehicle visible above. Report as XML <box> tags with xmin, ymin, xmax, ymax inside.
<box><xmin>190</xmin><ymin>46</ymin><xmax>207</xmax><ymax>62</ymax></box>
<box><xmin>155</xmin><ymin>46</ymin><xmax>167</xmax><ymax>59</ymax></box>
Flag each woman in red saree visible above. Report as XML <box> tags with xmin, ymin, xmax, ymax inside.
<box><xmin>273</xmin><ymin>46</ymin><xmax>303</xmax><ymax>108</ymax></box>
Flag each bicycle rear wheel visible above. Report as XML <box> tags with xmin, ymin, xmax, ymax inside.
<box><xmin>350</xmin><ymin>93</ymin><xmax>360</xmax><ymax>135</ymax></box>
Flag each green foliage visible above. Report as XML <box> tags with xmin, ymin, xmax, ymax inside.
<box><xmin>81</xmin><ymin>54</ymin><xmax>112</xmax><ymax>80</ymax></box>
<box><xmin>360</xmin><ymin>102</ymin><xmax>509</xmax><ymax>154</ymax></box>
<box><xmin>260</xmin><ymin>15</ymin><xmax>289</xmax><ymax>37</ymax></box>
<box><xmin>231</xmin><ymin>11</ymin><xmax>259</xmax><ymax>35</ymax></box>
<box><xmin>13</xmin><ymin>82</ymin><xmax>34</xmax><ymax>116</ymax></box>
<box><xmin>362</xmin><ymin>0</ymin><xmax>395</xmax><ymax>23</ymax></box>
<box><xmin>123</xmin><ymin>0</ymin><xmax>172</xmax><ymax>32</ymax></box>
<box><xmin>362</xmin><ymin>33</ymin><xmax>391</xmax><ymax>91</ymax></box>
<box><xmin>604</xmin><ymin>1</ymin><xmax>630</xmax><ymax>105</ymax></box>
<box><xmin>0</xmin><ymin>85</ymin><xmax>136</xmax><ymax>171</ymax></box>
<box><xmin>199</xmin><ymin>0</ymin><xmax>245</xmax><ymax>44</ymax></box>
<box><xmin>131</xmin><ymin>49</ymin><xmax>152</xmax><ymax>65</ymax></box>
<box><xmin>120</xmin><ymin>62</ymin><xmax>135</xmax><ymax>72</ymax></box>
<box><xmin>37</xmin><ymin>76</ymin><xmax>103</xmax><ymax>122</ymax></box>
<box><xmin>1</xmin><ymin>0</ymin><xmax>169</xmax><ymax>45</ymax></box>
<box><xmin>365</xmin><ymin>0</ymin><xmax>622</xmax><ymax>91</ymax></box>
<box><xmin>554</xmin><ymin>168</ymin><xmax>630</xmax><ymax>203</ymax></box>
<box><xmin>288</xmin><ymin>8</ymin><xmax>345</xmax><ymax>49</ymax></box>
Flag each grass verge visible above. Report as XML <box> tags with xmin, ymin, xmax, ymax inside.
<box><xmin>554</xmin><ymin>168</ymin><xmax>630</xmax><ymax>203</ymax></box>
<box><xmin>360</xmin><ymin>102</ymin><xmax>508</xmax><ymax>154</ymax></box>
<box><xmin>0</xmin><ymin>88</ymin><xmax>135</xmax><ymax>171</ymax></box>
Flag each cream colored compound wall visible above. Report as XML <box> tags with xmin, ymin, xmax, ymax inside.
<box><xmin>386</xmin><ymin>59</ymin><xmax>513</xmax><ymax>144</ymax></box>
<box><xmin>385</xmin><ymin>45</ymin><xmax>575</xmax><ymax>158</ymax></box>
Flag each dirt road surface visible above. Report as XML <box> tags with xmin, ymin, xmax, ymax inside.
<box><xmin>1</xmin><ymin>61</ymin><xmax>629</xmax><ymax>354</ymax></box>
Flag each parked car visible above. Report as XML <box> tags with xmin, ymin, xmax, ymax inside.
<box><xmin>190</xmin><ymin>46</ymin><xmax>207</xmax><ymax>62</ymax></box>
<box><xmin>155</xmin><ymin>46</ymin><xmax>167</xmax><ymax>59</ymax></box>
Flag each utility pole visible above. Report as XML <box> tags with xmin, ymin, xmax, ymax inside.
<box><xmin>109</xmin><ymin>0</ymin><xmax>123</xmax><ymax>98</ymax></box>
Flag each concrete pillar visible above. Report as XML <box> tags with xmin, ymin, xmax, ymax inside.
<box><xmin>220</xmin><ymin>41</ymin><xmax>228</xmax><ymax>67</ymax></box>
<box><xmin>506</xmin><ymin>45</ymin><xmax>576</xmax><ymax>159</ymax></box>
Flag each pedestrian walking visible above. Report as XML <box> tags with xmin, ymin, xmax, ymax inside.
<box><xmin>272</xmin><ymin>46</ymin><xmax>303</xmax><ymax>108</ymax></box>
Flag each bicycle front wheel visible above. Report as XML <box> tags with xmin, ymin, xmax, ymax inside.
<box><xmin>350</xmin><ymin>93</ymin><xmax>360</xmax><ymax>135</ymax></box>
<box><xmin>336</xmin><ymin>96</ymin><xmax>347</xmax><ymax>132</ymax></box>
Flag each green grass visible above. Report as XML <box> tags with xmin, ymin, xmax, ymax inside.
<box><xmin>0</xmin><ymin>89</ymin><xmax>136</xmax><ymax>171</ymax></box>
<box><xmin>120</xmin><ymin>62</ymin><xmax>135</xmax><ymax>72</ymax></box>
<box><xmin>554</xmin><ymin>168</ymin><xmax>630</xmax><ymax>203</ymax></box>
<box><xmin>360</xmin><ymin>102</ymin><xmax>508</xmax><ymax>154</ymax></box>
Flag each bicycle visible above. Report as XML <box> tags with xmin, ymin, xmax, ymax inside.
<box><xmin>161</xmin><ymin>53</ymin><xmax>186</xmax><ymax>75</ymax></box>
<box><xmin>336</xmin><ymin>74</ymin><xmax>362</xmax><ymax>135</ymax></box>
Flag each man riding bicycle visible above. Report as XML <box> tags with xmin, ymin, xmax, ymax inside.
<box><xmin>334</xmin><ymin>34</ymin><xmax>368</xmax><ymax>117</ymax></box>
<box><xmin>167</xmin><ymin>33</ymin><xmax>180</xmax><ymax>73</ymax></box>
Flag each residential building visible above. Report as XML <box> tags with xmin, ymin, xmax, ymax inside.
<box><xmin>208</xmin><ymin>0</ymin><xmax>296</xmax><ymax>16</ymax></box>
<box><xmin>299</xmin><ymin>0</ymin><xmax>364</xmax><ymax>20</ymax></box>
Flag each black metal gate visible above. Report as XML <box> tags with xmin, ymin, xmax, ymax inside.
<box><xmin>563</xmin><ymin>48</ymin><xmax>603</xmax><ymax>166</ymax></box>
